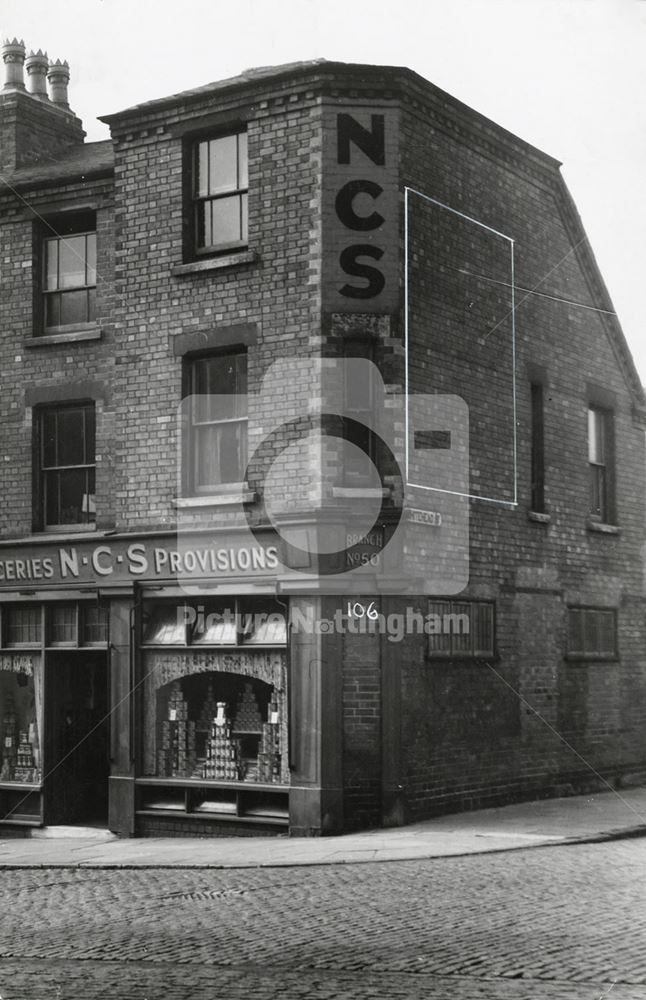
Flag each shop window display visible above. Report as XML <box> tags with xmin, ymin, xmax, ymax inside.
<box><xmin>0</xmin><ymin>661</ymin><xmax>42</xmax><ymax>784</ymax></box>
<box><xmin>141</xmin><ymin>599</ymin><xmax>288</xmax><ymax>786</ymax></box>
<box><xmin>150</xmin><ymin>674</ymin><xmax>283</xmax><ymax>783</ymax></box>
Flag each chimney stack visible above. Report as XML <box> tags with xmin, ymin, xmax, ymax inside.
<box><xmin>0</xmin><ymin>39</ymin><xmax>84</xmax><ymax>172</ymax></box>
<box><xmin>25</xmin><ymin>49</ymin><xmax>49</xmax><ymax>101</ymax></box>
<box><xmin>47</xmin><ymin>58</ymin><xmax>70</xmax><ymax>108</ymax></box>
<box><xmin>2</xmin><ymin>38</ymin><xmax>26</xmax><ymax>91</ymax></box>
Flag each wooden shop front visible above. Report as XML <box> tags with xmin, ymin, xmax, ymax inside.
<box><xmin>0</xmin><ymin>530</ymin><xmax>342</xmax><ymax>837</ymax></box>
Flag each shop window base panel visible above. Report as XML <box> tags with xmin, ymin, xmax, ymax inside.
<box><xmin>0</xmin><ymin>787</ymin><xmax>43</xmax><ymax>826</ymax></box>
<box><xmin>135</xmin><ymin>778</ymin><xmax>289</xmax><ymax>827</ymax></box>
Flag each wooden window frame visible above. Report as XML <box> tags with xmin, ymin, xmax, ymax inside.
<box><xmin>426</xmin><ymin>599</ymin><xmax>496</xmax><ymax>659</ymax></box>
<box><xmin>192</xmin><ymin>130</ymin><xmax>248</xmax><ymax>257</ymax></box>
<box><xmin>36</xmin><ymin>402</ymin><xmax>96</xmax><ymax>531</ymax></box>
<box><xmin>567</xmin><ymin>606</ymin><xmax>618</xmax><ymax>660</ymax></box>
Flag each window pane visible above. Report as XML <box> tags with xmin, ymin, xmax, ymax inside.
<box><xmin>191</xmin><ymin>603</ymin><xmax>237</xmax><ymax>645</ymax></box>
<box><xmin>193</xmin><ymin>356</ymin><xmax>247</xmax><ymax>421</ymax></box>
<box><xmin>208</xmin><ymin>135</ymin><xmax>238</xmax><ymax>195</ymax></box>
<box><xmin>49</xmin><ymin>605</ymin><xmax>76</xmax><ymax>645</ymax></box>
<box><xmin>83</xmin><ymin>467</ymin><xmax>96</xmax><ymax>522</ymax></box>
<box><xmin>241</xmin><ymin>192</ymin><xmax>248</xmax><ymax>242</ymax></box>
<box><xmin>144</xmin><ymin>606</ymin><xmax>186</xmax><ymax>645</ymax></box>
<box><xmin>45</xmin><ymin>293</ymin><xmax>60</xmax><ymax>329</ymax></box>
<box><xmin>195</xmin><ymin>202</ymin><xmax>211</xmax><ymax>250</ymax></box>
<box><xmin>42</xmin><ymin>411</ymin><xmax>58</xmax><ymax>467</ymax></box>
<box><xmin>590</xmin><ymin>465</ymin><xmax>606</xmax><ymax>518</ymax></box>
<box><xmin>59</xmin><ymin>289</ymin><xmax>89</xmax><ymax>326</ymax></box>
<box><xmin>568</xmin><ymin>609</ymin><xmax>584</xmax><ymax>654</ymax></box>
<box><xmin>427</xmin><ymin>601</ymin><xmax>451</xmax><ymax>655</ymax></box>
<box><xmin>209</xmin><ymin>195</ymin><xmax>243</xmax><ymax>246</ymax></box>
<box><xmin>84</xmin><ymin>407</ymin><xmax>96</xmax><ymax>464</ymax></box>
<box><xmin>598</xmin><ymin>611</ymin><xmax>616</xmax><ymax>656</ymax></box>
<box><xmin>588</xmin><ymin>408</ymin><xmax>605</xmax><ymax>463</ymax></box>
<box><xmin>85</xmin><ymin>233</ymin><xmax>96</xmax><ymax>286</ymax></box>
<box><xmin>583</xmin><ymin>610</ymin><xmax>600</xmax><ymax>656</ymax></box>
<box><xmin>58</xmin><ymin>236</ymin><xmax>86</xmax><ymax>288</ymax></box>
<box><xmin>196</xmin><ymin>141</ymin><xmax>209</xmax><ymax>198</ymax></box>
<box><xmin>45</xmin><ymin>239</ymin><xmax>58</xmax><ymax>290</ymax></box>
<box><xmin>82</xmin><ymin>605</ymin><xmax>108</xmax><ymax>644</ymax></box>
<box><xmin>451</xmin><ymin>603</ymin><xmax>472</xmax><ymax>655</ymax></box>
<box><xmin>87</xmin><ymin>287</ymin><xmax>96</xmax><ymax>323</ymax></box>
<box><xmin>237</xmin><ymin>132</ymin><xmax>248</xmax><ymax>187</ymax></box>
<box><xmin>6</xmin><ymin>607</ymin><xmax>41</xmax><ymax>645</ymax></box>
<box><xmin>44</xmin><ymin>470</ymin><xmax>60</xmax><ymax>526</ymax></box>
<box><xmin>57</xmin><ymin>408</ymin><xmax>85</xmax><ymax>467</ymax></box>
<box><xmin>0</xmin><ymin>664</ymin><xmax>43</xmax><ymax>783</ymax></box>
<box><xmin>58</xmin><ymin>468</ymin><xmax>88</xmax><ymax>524</ymax></box>
<box><xmin>195</xmin><ymin>422</ymin><xmax>247</xmax><ymax>486</ymax></box>
<box><xmin>473</xmin><ymin>602</ymin><xmax>494</xmax><ymax>657</ymax></box>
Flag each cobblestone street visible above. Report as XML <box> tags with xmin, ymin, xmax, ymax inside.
<box><xmin>1</xmin><ymin>838</ymin><xmax>645</xmax><ymax>998</ymax></box>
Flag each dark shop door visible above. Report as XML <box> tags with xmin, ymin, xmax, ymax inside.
<box><xmin>45</xmin><ymin>652</ymin><xmax>110</xmax><ymax>826</ymax></box>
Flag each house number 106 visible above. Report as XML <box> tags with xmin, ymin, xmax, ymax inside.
<box><xmin>347</xmin><ymin>601</ymin><xmax>379</xmax><ymax>620</ymax></box>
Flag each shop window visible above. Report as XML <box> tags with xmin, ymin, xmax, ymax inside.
<box><xmin>38</xmin><ymin>403</ymin><xmax>96</xmax><ymax>529</ymax></box>
<box><xmin>41</xmin><ymin>212</ymin><xmax>96</xmax><ymax>332</ymax></box>
<box><xmin>192</xmin><ymin>131</ymin><xmax>248</xmax><ymax>255</ymax></box>
<box><xmin>4</xmin><ymin>607</ymin><xmax>41</xmax><ymax>648</ymax></box>
<box><xmin>0</xmin><ymin>661</ymin><xmax>42</xmax><ymax>784</ymax></box>
<box><xmin>588</xmin><ymin>405</ymin><xmax>615</xmax><ymax>523</ymax></box>
<box><xmin>145</xmin><ymin>673</ymin><xmax>284</xmax><ymax>784</ymax></box>
<box><xmin>142</xmin><ymin>599</ymin><xmax>286</xmax><ymax>647</ymax></box>
<box><xmin>427</xmin><ymin>600</ymin><xmax>494</xmax><ymax>658</ymax></box>
<box><xmin>567</xmin><ymin>607</ymin><xmax>617</xmax><ymax>659</ymax></box>
<box><xmin>187</xmin><ymin>352</ymin><xmax>248</xmax><ymax>491</ymax></box>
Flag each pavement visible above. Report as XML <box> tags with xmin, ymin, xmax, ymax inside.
<box><xmin>2</xmin><ymin>783</ymin><xmax>646</xmax><ymax>868</ymax></box>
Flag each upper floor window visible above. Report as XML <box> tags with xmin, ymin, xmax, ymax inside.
<box><xmin>38</xmin><ymin>403</ymin><xmax>96</xmax><ymax>529</ymax></box>
<box><xmin>42</xmin><ymin>212</ymin><xmax>96</xmax><ymax>332</ymax></box>
<box><xmin>588</xmin><ymin>405</ymin><xmax>614</xmax><ymax>523</ymax></box>
<box><xmin>187</xmin><ymin>353</ymin><xmax>248</xmax><ymax>491</ymax></box>
<box><xmin>530</xmin><ymin>382</ymin><xmax>545</xmax><ymax>513</ymax></box>
<box><xmin>193</xmin><ymin>131</ymin><xmax>248</xmax><ymax>255</ymax></box>
<box><xmin>342</xmin><ymin>338</ymin><xmax>377</xmax><ymax>487</ymax></box>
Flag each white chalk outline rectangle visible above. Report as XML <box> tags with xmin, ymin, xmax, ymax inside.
<box><xmin>404</xmin><ymin>186</ymin><xmax>518</xmax><ymax>507</ymax></box>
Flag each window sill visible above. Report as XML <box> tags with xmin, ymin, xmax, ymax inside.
<box><xmin>26</xmin><ymin>326</ymin><xmax>102</xmax><ymax>346</ymax></box>
<box><xmin>173</xmin><ymin>491</ymin><xmax>257</xmax><ymax>508</ymax></box>
<box><xmin>171</xmin><ymin>250</ymin><xmax>258</xmax><ymax>277</ymax></box>
<box><xmin>42</xmin><ymin>523</ymin><xmax>97</xmax><ymax>535</ymax></box>
<box><xmin>332</xmin><ymin>487</ymin><xmax>391</xmax><ymax>499</ymax></box>
<box><xmin>425</xmin><ymin>654</ymin><xmax>499</xmax><ymax>665</ymax></box>
<box><xmin>528</xmin><ymin>510</ymin><xmax>551</xmax><ymax>524</ymax></box>
<box><xmin>586</xmin><ymin>520</ymin><xmax>620</xmax><ymax>535</ymax></box>
<box><xmin>564</xmin><ymin>653</ymin><xmax>619</xmax><ymax>663</ymax></box>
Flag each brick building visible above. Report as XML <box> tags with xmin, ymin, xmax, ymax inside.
<box><xmin>0</xmin><ymin>40</ymin><xmax>645</xmax><ymax>837</ymax></box>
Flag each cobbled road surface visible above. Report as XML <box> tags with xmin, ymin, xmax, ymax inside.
<box><xmin>0</xmin><ymin>839</ymin><xmax>645</xmax><ymax>999</ymax></box>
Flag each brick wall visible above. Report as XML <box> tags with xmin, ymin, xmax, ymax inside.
<box><xmin>1</xmin><ymin>62</ymin><xmax>645</xmax><ymax>831</ymax></box>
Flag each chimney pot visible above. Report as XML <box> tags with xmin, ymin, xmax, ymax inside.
<box><xmin>47</xmin><ymin>58</ymin><xmax>70</xmax><ymax>108</ymax></box>
<box><xmin>2</xmin><ymin>38</ymin><xmax>26</xmax><ymax>91</ymax></box>
<box><xmin>25</xmin><ymin>49</ymin><xmax>49</xmax><ymax>100</ymax></box>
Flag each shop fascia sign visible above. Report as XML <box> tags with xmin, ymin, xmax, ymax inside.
<box><xmin>0</xmin><ymin>534</ymin><xmax>279</xmax><ymax>588</ymax></box>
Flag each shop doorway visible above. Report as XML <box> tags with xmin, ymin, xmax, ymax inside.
<box><xmin>45</xmin><ymin>652</ymin><xmax>110</xmax><ymax>826</ymax></box>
